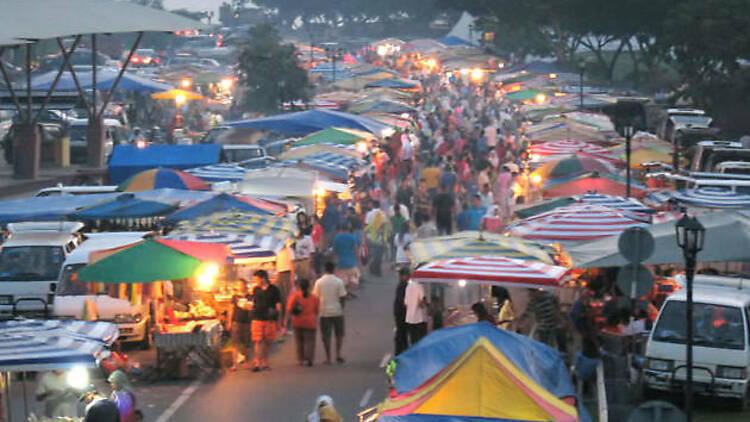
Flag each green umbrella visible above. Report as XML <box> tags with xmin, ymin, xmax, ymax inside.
<box><xmin>76</xmin><ymin>239</ymin><xmax>202</xmax><ymax>283</ymax></box>
<box><xmin>504</xmin><ymin>89</ymin><xmax>549</xmax><ymax>101</ymax></box>
<box><xmin>296</xmin><ymin>127</ymin><xmax>374</xmax><ymax>146</ymax></box>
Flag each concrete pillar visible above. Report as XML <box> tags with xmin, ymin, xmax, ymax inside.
<box><xmin>87</xmin><ymin>115</ymin><xmax>105</xmax><ymax>168</ymax></box>
<box><xmin>14</xmin><ymin>122</ymin><xmax>40</xmax><ymax>179</ymax></box>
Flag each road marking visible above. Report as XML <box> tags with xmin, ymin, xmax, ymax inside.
<box><xmin>154</xmin><ymin>377</ymin><xmax>202</xmax><ymax>422</ymax></box>
<box><xmin>379</xmin><ymin>353</ymin><xmax>392</xmax><ymax>368</ymax></box>
<box><xmin>359</xmin><ymin>388</ymin><xmax>374</xmax><ymax>408</ymax></box>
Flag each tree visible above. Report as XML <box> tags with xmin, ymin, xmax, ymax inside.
<box><xmin>237</xmin><ymin>23</ymin><xmax>311</xmax><ymax>113</ymax></box>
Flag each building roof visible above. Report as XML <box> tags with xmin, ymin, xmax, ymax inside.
<box><xmin>0</xmin><ymin>0</ymin><xmax>205</xmax><ymax>43</ymax></box>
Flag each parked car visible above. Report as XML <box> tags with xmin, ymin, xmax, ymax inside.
<box><xmin>68</xmin><ymin>118</ymin><xmax>126</xmax><ymax>164</ymax></box>
<box><xmin>220</xmin><ymin>144</ymin><xmax>275</xmax><ymax>168</ymax></box>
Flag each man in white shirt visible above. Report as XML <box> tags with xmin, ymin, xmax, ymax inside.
<box><xmin>294</xmin><ymin>231</ymin><xmax>315</xmax><ymax>282</ymax></box>
<box><xmin>313</xmin><ymin>262</ymin><xmax>347</xmax><ymax>364</ymax></box>
<box><xmin>275</xmin><ymin>244</ymin><xmax>295</xmax><ymax>336</ymax></box>
<box><xmin>404</xmin><ymin>279</ymin><xmax>427</xmax><ymax>346</ymax></box>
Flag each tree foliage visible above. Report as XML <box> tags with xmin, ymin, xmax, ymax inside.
<box><xmin>236</xmin><ymin>23</ymin><xmax>311</xmax><ymax>113</ymax></box>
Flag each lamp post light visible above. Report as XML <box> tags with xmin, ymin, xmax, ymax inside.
<box><xmin>675</xmin><ymin>213</ymin><xmax>706</xmax><ymax>422</ymax></box>
<box><xmin>578</xmin><ymin>59</ymin><xmax>586</xmax><ymax>109</ymax></box>
<box><xmin>325</xmin><ymin>46</ymin><xmax>343</xmax><ymax>82</ymax></box>
<box><xmin>623</xmin><ymin>125</ymin><xmax>634</xmax><ymax>198</ymax></box>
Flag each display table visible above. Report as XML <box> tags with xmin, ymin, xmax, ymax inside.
<box><xmin>154</xmin><ymin>319</ymin><xmax>223</xmax><ymax>378</ymax></box>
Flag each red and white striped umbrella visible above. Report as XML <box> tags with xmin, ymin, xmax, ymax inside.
<box><xmin>412</xmin><ymin>256</ymin><xmax>568</xmax><ymax>289</ymax></box>
<box><xmin>506</xmin><ymin>204</ymin><xmax>648</xmax><ymax>243</ymax></box>
<box><xmin>530</xmin><ymin>140</ymin><xmax>610</xmax><ymax>159</ymax></box>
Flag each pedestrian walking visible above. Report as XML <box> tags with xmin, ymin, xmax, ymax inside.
<box><xmin>295</xmin><ymin>230</ymin><xmax>315</xmax><ymax>282</ymax></box>
<box><xmin>404</xmin><ymin>278</ymin><xmax>428</xmax><ymax>345</ymax></box>
<box><xmin>287</xmin><ymin>279</ymin><xmax>319</xmax><ymax>367</ymax></box>
<box><xmin>432</xmin><ymin>184</ymin><xmax>454</xmax><ymax>235</ymax></box>
<box><xmin>364</xmin><ymin>201</ymin><xmax>388</xmax><ymax>277</ymax></box>
<box><xmin>394</xmin><ymin>268</ymin><xmax>410</xmax><ymax>355</ymax></box>
<box><xmin>332</xmin><ymin>224</ymin><xmax>360</xmax><ymax>295</ymax></box>
<box><xmin>274</xmin><ymin>244</ymin><xmax>295</xmax><ymax>337</ymax></box>
<box><xmin>313</xmin><ymin>262</ymin><xmax>347</xmax><ymax>364</ymax></box>
<box><xmin>229</xmin><ymin>280</ymin><xmax>252</xmax><ymax>371</ymax></box>
<box><xmin>108</xmin><ymin>370</ymin><xmax>137</xmax><ymax>422</ymax></box>
<box><xmin>250</xmin><ymin>270</ymin><xmax>282</xmax><ymax>371</ymax></box>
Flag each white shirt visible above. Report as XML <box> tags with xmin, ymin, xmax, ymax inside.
<box><xmin>388</xmin><ymin>203</ymin><xmax>410</xmax><ymax>222</ymax></box>
<box><xmin>365</xmin><ymin>208</ymin><xmax>383</xmax><ymax>225</ymax></box>
<box><xmin>404</xmin><ymin>280</ymin><xmax>426</xmax><ymax>324</ymax></box>
<box><xmin>484</xmin><ymin>125</ymin><xmax>497</xmax><ymax>147</ymax></box>
<box><xmin>394</xmin><ymin>233</ymin><xmax>413</xmax><ymax>264</ymax></box>
<box><xmin>313</xmin><ymin>274</ymin><xmax>346</xmax><ymax>317</ymax></box>
<box><xmin>400</xmin><ymin>137</ymin><xmax>414</xmax><ymax>161</ymax></box>
<box><xmin>295</xmin><ymin>235</ymin><xmax>314</xmax><ymax>259</ymax></box>
<box><xmin>276</xmin><ymin>246</ymin><xmax>295</xmax><ymax>272</ymax></box>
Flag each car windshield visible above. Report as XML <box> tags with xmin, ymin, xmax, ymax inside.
<box><xmin>672</xmin><ymin>114</ymin><xmax>712</xmax><ymax>127</ymax></box>
<box><xmin>57</xmin><ymin>263</ymin><xmax>89</xmax><ymax>295</ymax></box>
<box><xmin>225</xmin><ymin>148</ymin><xmax>262</xmax><ymax>162</ymax></box>
<box><xmin>653</xmin><ymin>301</ymin><xmax>746</xmax><ymax>350</ymax></box>
<box><xmin>69</xmin><ymin>125</ymin><xmax>87</xmax><ymax>141</ymax></box>
<box><xmin>0</xmin><ymin>246</ymin><xmax>65</xmax><ymax>281</ymax></box>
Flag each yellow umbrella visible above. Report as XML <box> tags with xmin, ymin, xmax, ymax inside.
<box><xmin>151</xmin><ymin>89</ymin><xmax>204</xmax><ymax>101</ymax></box>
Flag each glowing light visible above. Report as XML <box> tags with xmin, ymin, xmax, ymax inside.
<box><xmin>175</xmin><ymin>93</ymin><xmax>187</xmax><ymax>106</ymax></box>
<box><xmin>425</xmin><ymin>58</ymin><xmax>437</xmax><ymax>68</ymax></box>
<box><xmin>143</xmin><ymin>56</ymin><xmax>152</xmax><ymax>65</ymax></box>
<box><xmin>313</xmin><ymin>185</ymin><xmax>327</xmax><ymax>198</ymax></box>
<box><xmin>459</xmin><ymin>68</ymin><xmax>470</xmax><ymax>76</ymax></box>
<box><xmin>220</xmin><ymin>78</ymin><xmax>233</xmax><ymax>90</ymax></box>
<box><xmin>376</xmin><ymin>45</ymin><xmax>388</xmax><ymax>56</ymax></box>
<box><xmin>356</xmin><ymin>141</ymin><xmax>368</xmax><ymax>153</ymax></box>
<box><xmin>67</xmin><ymin>366</ymin><xmax>90</xmax><ymax>390</ymax></box>
<box><xmin>458</xmin><ymin>279</ymin><xmax>467</xmax><ymax>288</ymax></box>
<box><xmin>510</xmin><ymin>85</ymin><xmax>521</xmax><ymax>91</ymax></box>
<box><xmin>531</xmin><ymin>173</ymin><xmax>543</xmax><ymax>185</ymax></box>
<box><xmin>535</xmin><ymin>93</ymin><xmax>547</xmax><ymax>104</ymax></box>
<box><xmin>180</xmin><ymin>78</ymin><xmax>192</xmax><ymax>89</ymax></box>
<box><xmin>470</xmin><ymin>68</ymin><xmax>484</xmax><ymax>82</ymax></box>
<box><xmin>548</xmin><ymin>73</ymin><xmax>557</xmax><ymax>79</ymax></box>
<box><xmin>136</xmin><ymin>139</ymin><xmax>147</xmax><ymax>149</ymax></box>
<box><xmin>529</xmin><ymin>153</ymin><xmax>541</xmax><ymax>162</ymax></box>
<box><xmin>381</xmin><ymin>128</ymin><xmax>395</xmax><ymax>138</ymax></box>
<box><xmin>196</xmin><ymin>263</ymin><xmax>220</xmax><ymax>290</ymax></box>
<box><xmin>498</xmin><ymin>62</ymin><xmax>505</xmax><ymax>69</ymax></box>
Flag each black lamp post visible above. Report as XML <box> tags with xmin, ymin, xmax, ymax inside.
<box><xmin>325</xmin><ymin>47</ymin><xmax>343</xmax><ymax>82</ymax></box>
<box><xmin>578</xmin><ymin>59</ymin><xmax>586</xmax><ymax>109</ymax></box>
<box><xmin>675</xmin><ymin>213</ymin><xmax>706</xmax><ymax>422</ymax></box>
<box><xmin>623</xmin><ymin>125</ymin><xmax>634</xmax><ymax>198</ymax></box>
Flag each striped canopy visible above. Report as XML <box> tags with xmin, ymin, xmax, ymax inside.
<box><xmin>408</xmin><ymin>231</ymin><xmax>554</xmax><ymax>264</ymax></box>
<box><xmin>507</xmin><ymin>204</ymin><xmax>648</xmax><ymax>243</ymax></box>
<box><xmin>168</xmin><ymin>233</ymin><xmax>278</xmax><ymax>262</ymax></box>
<box><xmin>0</xmin><ymin>319</ymin><xmax>118</xmax><ymax>371</ymax></box>
<box><xmin>274</xmin><ymin>151</ymin><xmax>363</xmax><ymax>181</ymax></box>
<box><xmin>185</xmin><ymin>163</ymin><xmax>247</xmax><ymax>182</ymax></box>
<box><xmin>530</xmin><ymin>140</ymin><xmax>609</xmax><ymax>158</ymax></box>
<box><xmin>574</xmin><ymin>193</ymin><xmax>654</xmax><ymax>214</ymax></box>
<box><xmin>412</xmin><ymin>256</ymin><xmax>568</xmax><ymax>289</ymax></box>
<box><xmin>651</xmin><ymin>187</ymin><xmax>750</xmax><ymax>209</ymax></box>
<box><xmin>171</xmin><ymin>212</ymin><xmax>296</xmax><ymax>253</ymax></box>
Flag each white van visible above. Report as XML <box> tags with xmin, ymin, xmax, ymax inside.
<box><xmin>35</xmin><ymin>184</ymin><xmax>118</xmax><ymax>197</ymax></box>
<box><xmin>53</xmin><ymin>232</ymin><xmax>153</xmax><ymax>348</ymax></box>
<box><xmin>0</xmin><ymin>222</ymin><xmax>84</xmax><ymax>316</ymax></box>
<box><xmin>644</xmin><ymin>275</ymin><xmax>750</xmax><ymax>408</ymax></box>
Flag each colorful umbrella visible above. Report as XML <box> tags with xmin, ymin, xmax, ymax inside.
<box><xmin>530</xmin><ymin>140</ymin><xmax>610</xmax><ymax>158</ymax></box>
<box><xmin>295</xmin><ymin>127</ymin><xmax>374</xmax><ymax>146</ymax></box>
<box><xmin>655</xmin><ymin>187</ymin><xmax>750</xmax><ymax>209</ymax></box>
<box><xmin>150</xmin><ymin>88</ymin><xmax>203</xmax><ymax>100</ymax></box>
<box><xmin>504</xmin><ymin>89</ymin><xmax>548</xmax><ymax>101</ymax></box>
<box><xmin>542</xmin><ymin>172</ymin><xmax>647</xmax><ymax>199</ymax></box>
<box><xmin>280</xmin><ymin>144</ymin><xmax>363</xmax><ymax>160</ymax></box>
<box><xmin>574</xmin><ymin>193</ymin><xmax>654</xmax><ymax>214</ymax></box>
<box><xmin>533</xmin><ymin>155</ymin><xmax>616</xmax><ymax>179</ymax></box>
<box><xmin>171</xmin><ymin>212</ymin><xmax>296</xmax><ymax>253</ymax></box>
<box><xmin>412</xmin><ymin>256</ymin><xmax>568</xmax><ymax>289</ymax></box>
<box><xmin>118</xmin><ymin>168</ymin><xmax>209</xmax><ymax>192</ymax></box>
<box><xmin>408</xmin><ymin>231</ymin><xmax>554</xmax><ymax>264</ymax></box>
<box><xmin>76</xmin><ymin>239</ymin><xmax>206</xmax><ymax>283</ymax></box>
<box><xmin>165</xmin><ymin>193</ymin><xmax>274</xmax><ymax>223</ymax></box>
<box><xmin>153</xmin><ymin>238</ymin><xmax>230</xmax><ymax>265</ymax></box>
<box><xmin>507</xmin><ymin>204</ymin><xmax>648</xmax><ymax>243</ymax></box>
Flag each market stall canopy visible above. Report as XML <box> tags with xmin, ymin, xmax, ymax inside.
<box><xmin>413</xmin><ymin>256</ymin><xmax>568</xmax><ymax>289</ymax></box>
<box><xmin>504</xmin><ymin>89</ymin><xmax>549</xmax><ymax>101</ymax></box>
<box><xmin>532</xmin><ymin>155</ymin><xmax>616</xmax><ymax>180</ymax></box>
<box><xmin>153</xmin><ymin>238</ymin><xmax>230</xmax><ymax>266</ymax></box>
<box><xmin>364</xmin><ymin>78</ymin><xmax>420</xmax><ymax>90</ymax></box>
<box><xmin>0</xmin><ymin>319</ymin><xmax>118</xmax><ymax>371</ymax></box>
<box><xmin>0</xmin><ymin>193</ymin><xmax>119</xmax><ymax>224</ymax></box>
<box><xmin>506</xmin><ymin>204</ymin><xmax>648</xmax><ymax>244</ymax></box>
<box><xmin>165</xmin><ymin>193</ymin><xmax>274</xmax><ymax>224</ymax></box>
<box><xmin>542</xmin><ymin>172</ymin><xmax>647</xmax><ymax>199</ymax></box>
<box><xmin>646</xmin><ymin>187</ymin><xmax>750</xmax><ymax>209</ymax></box>
<box><xmin>69</xmin><ymin>193</ymin><xmax>177</xmax><ymax>220</ymax></box>
<box><xmin>167</xmin><ymin>233</ymin><xmax>278</xmax><ymax>262</ymax></box>
<box><xmin>118</xmin><ymin>168</ymin><xmax>210</xmax><ymax>192</ymax></box>
<box><xmin>274</xmin><ymin>152</ymin><xmax>363</xmax><ymax>182</ymax></box>
<box><xmin>108</xmin><ymin>144</ymin><xmax>221</xmax><ymax>184</ymax></box>
<box><xmin>568</xmin><ymin>209</ymin><xmax>750</xmax><ymax>268</ymax></box>
<box><xmin>348</xmin><ymin>99</ymin><xmax>415</xmax><ymax>115</ymax></box>
<box><xmin>237</xmin><ymin>167</ymin><xmax>320</xmax><ymax>199</ymax></box>
<box><xmin>184</xmin><ymin>163</ymin><xmax>247</xmax><ymax>183</ymax></box>
<box><xmin>226</xmin><ymin>109</ymin><xmax>391</xmax><ymax>137</ymax></box>
<box><xmin>76</xmin><ymin>238</ymin><xmax>208</xmax><ymax>283</ymax></box>
<box><xmin>574</xmin><ymin>193</ymin><xmax>653</xmax><ymax>214</ymax></box>
<box><xmin>409</xmin><ymin>231</ymin><xmax>554</xmax><ymax>264</ymax></box>
<box><xmin>530</xmin><ymin>140</ymin><xmax>610</xmax><ymax>159</ymax></box>
<box><xmin>28</xmin><ymin>69</ymin><xmax>173</xmax><ymax>93</ymax></box>
<box><xmin>0</xmin><ymin>0</ymin><xmax>205</xmax><ymax>42</ymax></box>
<box><xmin>280</xmin><ymin>144</ymin><xmax>363</xmax><ymax>161</ymax></box>
<box><xmin>295</xmin><ymin>127</ymin><xmax>375</xmax><ymax>146</ymax></box>
<box><xmin>151</xmin><ymin>88</ymin><xmax>203</xmax><ymax>100</ymax></box>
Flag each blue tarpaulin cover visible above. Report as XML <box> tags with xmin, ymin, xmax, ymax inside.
<box><xmin>29</xmin><ymin>69</ymin><xmax>174</xmax><ymax>93</ymax></box>
<box><xmin>69</xmin><ymin>193</ymin><xmax>177</xmax><ymax>220</ymax></box>
<box><xmin>165</xmin><ymin>193</ymin><xmax>271</xmax><ymax>223</ymax></box>
<box><xmin>226</xmin><ymin>109</ymin><xmax>390</xmax><ymax>136</ymax></box>
<box><xmin>108</xmin><ymin>144</ymin><xmax>221</xmax><ymax>184</ymax></box>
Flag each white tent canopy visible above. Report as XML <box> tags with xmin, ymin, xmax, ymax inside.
<box><xmin>567</xmin><ymin>210</ymin><xmax>750</xmax><ymax>268</ymax></box>
<box><xmin>0</xmin><ymin>0</ymin><xmax>205</xmax><ymax>42</ymax></box>
<box><xmin>445</xmin><ymin>11</ymin><xmax>481</xmax><ymax>46</ymax></box>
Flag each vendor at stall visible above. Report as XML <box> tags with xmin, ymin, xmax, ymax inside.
<box><xmin>230</xmin><ymin>280</ymin><xmax>253</xmax><ymax>371</ymax></box>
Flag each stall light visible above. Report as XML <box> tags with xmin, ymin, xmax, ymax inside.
<box><xmin>554</xmin><ymin>92</ymin><xmax>566</xmax><ymax>97</ymax></box>
<box><xmin>425</xmin><ymin>58</ymin><xmax>437</xmax><ymax>68</ymax></box>
<box><xmin>196</xmin><ymin>263</ymin><xmax>220</xmax><ymax>290</ymax></box>
<box><xmin>458</xmin><ymin>279</ymin><xmax>467</xmax><ymax>288</ymax></box>
<box><xmin>535</xmin><ymin>93</ymin><xmax>547</xmax><ymax>104</ymax></box>
<box><xmin>531</xmin><ymin>173</ymin><xmax>543</xmax><ymax>185</ymax></box>
<box><xmin>313</xmin><ymin>185</ymin><xmax>327</xmax><ymax>198</ymax></box>
<box><xmin>67</xmin><ymin>366</ymin><xmax>90</xmax><ymax>391</ymax></box>
<box><xmin>470</xmin><ymin>68</ymin><xmax>484</xmax><ymax>82</ymax></box>
<box><xmin>459</xmin><ymin>68</ymin><xmax>470</xmax><ymax>76</ymax></box>
<box><xmin>498</xmin><ymin>62</ymin><xmax>505</xmax><ymax>69</ymax></box>
<box><xmin>381</xmin><ymin>128</ymin><xmax>396</xmax><ymax>138</ymax></box>
<box><xmin>529</xmin><ymin>153</ymin><xmax>540</xmax><ymax>162</ymax></box>
<box><xmin>136</xmin><ymin>139</ymin><xmax>147</xmax><ymax>149</ymax></box>
<box><xmin>220</xmin><ymin>78</ymin><xmax>233</xmax><ymax>90</ymax></box>
<box><xmin>175</xmin><ymin>93</ymin><xmax>187</xmax><ymax>107</ymax></box>
<box><xmin>400</xmin><ymin>113</ymin><xmax>410</xmax><ymax>119</ymax></box>
<box><xmin>180</xmin><ymin>78</ymin><xmax>193</xmax><ymax>89</ymax></box>
<box><xmin>356</xmin><ymin>141</ymin><xmax>368</xmax><ymax>153</ymax></box>
<box><xmin>377</xmin><ymin>45</ymin><xmax>388</xmax><ymax>56</ymax></box>
<box><xmin>548</xmin><ymin>73</ymin><xmax>558</xmax><ymax>79</ymax></box>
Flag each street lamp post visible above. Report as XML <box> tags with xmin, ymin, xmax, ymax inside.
<box><xmin>675</xmin><ymin>214</ymin><xmax>706</xmax><ymax>422</ymax></box>
<box><xmin>578</xmin><ymin>60</ymin><xmax>586</xmax><ymax>109</ymax></box>
<box><xmin>623</xmin><ymin>125</ymin><xmax>634</xmax><ymax>198</ymax></box>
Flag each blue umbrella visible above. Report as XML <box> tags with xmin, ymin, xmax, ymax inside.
<box><xmin>69</xmin><ymin>193</ymin><xmax>176</xmax><ymax>220</ymax></box>
<box><xmin>226</xmin><ymin>109</ymin><xmax>391</xmax><ymax>136</ymax></box>
<box><xmin>652</xmin><ymin>187</ymin><xmax>750</xmax><ymax>209</ymax></box>
<box><xmin>165</xmin><ymin>193</ymin><xmax>272</xmax><ymax>224</ymax></box>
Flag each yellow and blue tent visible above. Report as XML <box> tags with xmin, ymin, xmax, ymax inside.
<box><xmin>408</xmin><ymin>231</ymin><xmax>555</xmax><ymax>264</ymax></box>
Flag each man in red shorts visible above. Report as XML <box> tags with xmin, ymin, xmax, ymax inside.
<box><xmin>250</xmin><ymin>269</ymin><xmax>281</xmax><ymax>371</ymax></box>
